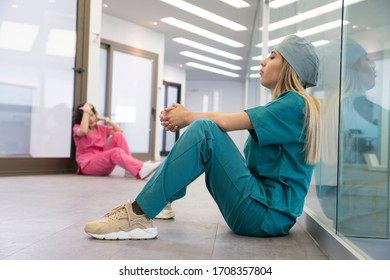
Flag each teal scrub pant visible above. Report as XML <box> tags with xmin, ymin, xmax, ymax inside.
<box><xmin>136</xmin><ymin>119</ymin><xmax>271</xmax><ymax>237</ymax></box>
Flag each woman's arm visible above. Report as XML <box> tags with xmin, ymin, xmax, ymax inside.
<box><xmin>77</xmin><ymin>103</ymin><xmax>93</xmax><ymax>136</ymax></box>
<box><xmin>97</xmin><ymin>115</ymin><xmax>123</xmax><ymax>133</ymax></box>
<box><xmin>160</xmin><ymin>103</ymin><xmax>253</xmax><ymax>132</ymax></box>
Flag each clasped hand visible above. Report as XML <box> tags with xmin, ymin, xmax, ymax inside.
<box><xmin>159</xmin><ymin>103</ymin><xmax>188</xmax><ymax>132</ymax></box>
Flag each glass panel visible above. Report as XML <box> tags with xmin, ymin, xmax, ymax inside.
<box><xmin>337</xmin><ymin>0</ymin><xmax>390</xmax><ymax>241</ymax></box>
<box><xmin>111</xmin><ymin>50</ymin><xmax>152</xmax><ymax>153</ymax></box>
<box><xmin>0</xmin><ymin>0</ymin><xmax>77</xmax><ymax>158</ymax></box>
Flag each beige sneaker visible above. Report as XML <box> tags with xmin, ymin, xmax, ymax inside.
<box><xmin>84</xmin><ymin>199</ymin><xmax>158</xmax><ymax>240</ymax></box>
<box><xmin>155</xmin><ymin>203</ymin><xmax>175</xmax><ymax>219</ymax></box>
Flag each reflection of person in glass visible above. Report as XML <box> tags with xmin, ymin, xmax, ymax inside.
<box><xmin>316</xmin><ymin>39</ymin><xmax>378</xmax><ymax>221</ymax></box>
<box><xmin>342</xmin><ymin>40</ymin><xmax>378</xmax><ymax>164</ymax></box>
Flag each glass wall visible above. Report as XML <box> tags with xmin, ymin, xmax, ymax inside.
<box><xmin>0</xmin><ymin>0</ymin><xmax>77</xmax><ymax>158</ymax></box>
<box><xmin>247</xmin><ymin>0</ymin><xmax>390</xmax><ymax>259</ymax></box>
<box><xmin>337</xmin><ymin>0</ymin><xmax>390</xmax><ymax>258</ymax></box>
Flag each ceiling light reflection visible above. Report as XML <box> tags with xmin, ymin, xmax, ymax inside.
<box><xmin>219</xmin><ymin>0</ymin><xmax>250</xmax><ymax>8</ymax></box>
<box><xmin>0</xmin><ymin>21</ymin><xmax>39</xmax><ymax>52</ymax></box>
<box><xmin>261</xmin><ymin>0</ymin><xmax>363</xmax><ymax>32</ymax></box>
<box><xmin>269</xmin><ymin>0</ymin><xmax>299</xmax><ymax>9</ymax></box>
<box><xmin>46</xmin><ymin>28</ymin><xmax>76</xmax><ymax>57</ymax></box>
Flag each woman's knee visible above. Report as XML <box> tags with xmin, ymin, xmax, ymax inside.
<box><xmin>191</xmin><ymin>119</ymin><xmax>216</xmax><ymax>128</ymax></box>
<box><xmin>110</xmin><ymin>131</ymin><xmax>125</xmax><ymax>141</ymax></box>
<box><xmin>108</xmin><ymin>147</ymin><xmax>123</xmax><ymax>158</ymax></box>
<box><xmin>188</xmin><ymin>119</ymin><xmax>220</xmax><ymax>135</ymax></box>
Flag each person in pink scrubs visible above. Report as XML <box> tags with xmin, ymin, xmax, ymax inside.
<box><xmin>72</xmin><ymin>102</ymin><xmax>161</xmax><ymax>180</ymax></box>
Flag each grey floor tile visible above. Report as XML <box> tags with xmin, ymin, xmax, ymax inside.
<box><xmin>0</xmin><ymin>173</ymin><xmax>328</xmax><ymax>260</ymax></box>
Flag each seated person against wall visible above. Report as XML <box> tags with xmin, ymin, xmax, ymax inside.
<box><xmin>83</xmin><ymin>35</ymin><xmax>321</xmax><ymax>240</ymax></box>
<box><xmin>73</xmin><ymin>102</ymin><xmax>174</xmax><ymax>219</ymax></box>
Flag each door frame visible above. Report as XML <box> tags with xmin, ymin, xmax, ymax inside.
<box><xmin>100</xmin><ymin>39</ymin><xmax>159</xmax><ymax>161</ymax></box>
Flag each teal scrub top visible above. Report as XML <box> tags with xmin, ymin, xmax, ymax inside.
<box><xmin>244</xmin><ymin>90</ymin><xmax>314</xmax><ymax>235</ymax></box>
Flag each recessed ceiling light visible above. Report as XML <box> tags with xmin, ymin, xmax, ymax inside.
<box><xmin>161</xmin><ymin>17</ymin><xmax>244</xmax><ymax>48</ymax></box>
<box><xmin>173</xmin><ymin>38</ymin><xmax>242</xmax><ymax>60</ymax></box>
<box><xmin>180</xmin><ymin>51</ymin><xmax>241</xmax><ymax>70</ymax></box>
<box><xmin>219</xmin><ymin>0</ymin><xmax>250</xmax><ymax>8</ymax></box>
<box><xmin>186</xmin><ymin>62</ymin><xmax>240</xmax><ymax>78</ymax></box>
<box><xmin>161</xmin><ymin>0</ymin><xmax>247</xmax><ymax>31</ymax></box>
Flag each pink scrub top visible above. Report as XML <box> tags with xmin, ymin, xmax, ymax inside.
<box><xmin>73</xmin><ymin>124</ymin><xmax>112</xmax><ymax>174</ymax></box>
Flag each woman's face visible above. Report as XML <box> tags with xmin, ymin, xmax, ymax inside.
<box><xmin>260</xmin><ymin>50</ymin><xmax>283</xmax><ymax>91</ymax></box>
<box><xmin>356</xmin><ymin>54</ymin><xmax>376</xmax><ymax>91</ymax></box>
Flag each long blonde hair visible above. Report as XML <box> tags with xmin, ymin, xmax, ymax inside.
<box><xmin>274</xmin><ymin>60</ymin><xmax>320</xmax><ymax>164</ymax></box>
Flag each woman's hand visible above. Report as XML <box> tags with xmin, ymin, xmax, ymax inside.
<box><xmin>82</xmin><ymin>103</ymin><xmax>93</xmax><ymax>114</ymax></box>
<box><xmin>97</xmin><ymin>115</ymin><xmax>108</xmax><ymax>122</ymax></box>
<box><xmin>160</xmin><ymin>103</ymin><xmax>189</xmax><ymax>132</ymax></box>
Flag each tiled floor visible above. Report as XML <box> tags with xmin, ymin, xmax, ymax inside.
<box><xmin>0</xmin><ymin>169</ymin><xmax>328</xmax><ymax>260</ymax></box>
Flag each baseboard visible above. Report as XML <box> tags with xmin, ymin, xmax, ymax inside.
<box><xmin>297</xmin><ymin>208</ymin><xmax>371</xmax><ymax>260</ymax></box>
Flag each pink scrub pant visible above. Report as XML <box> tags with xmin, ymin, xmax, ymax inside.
<box><xmin>80</xmin><ymin>132</ymin><xmax>143</xmax><ymax>178</ymax></box>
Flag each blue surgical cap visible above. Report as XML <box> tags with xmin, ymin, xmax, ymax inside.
<box><xmin>274</xmin><ymin>35</ymin><xmax>319</xmax><ymax>88</ymax></box>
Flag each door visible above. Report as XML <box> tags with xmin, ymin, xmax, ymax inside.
<box><xmin>161</xmin><ymin>81</ymin><xmax>181</xmax><ymax>156</ymax></box>
<box><xmin>100</xmin><ymin>41</ymin><xmax>158</xmax><ymax>161</ymax></box>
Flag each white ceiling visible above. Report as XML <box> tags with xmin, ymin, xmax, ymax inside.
<box><xmin>102</xmin><ymin>0</ymin><xmax>259</xmax><ymax>81</ymax></box>
<box><xmin>101</xmin><ymin>0</ymin><xmax>390</xmax><ymax>82</ymax></box>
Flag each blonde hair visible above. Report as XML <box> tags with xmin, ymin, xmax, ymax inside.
<box><xmin>274</xmin><ymin>60</ymin><xmax>320</xmax><ymax>164</ymax></box>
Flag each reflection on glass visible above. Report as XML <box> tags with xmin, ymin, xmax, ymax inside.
<box><xmin>318</xmin><ymin>36</ymin><xmax>388</xmax><ymax>238</ymax></box>
<box><xmin>0</xmin><ymin>0</ymin><xmax>77</xmax><ymax>158</ymax></box>
<box><xmin>338</xmin><ymin>39</ymin><xmax>388</xmax><ymax>238</ymax></box>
